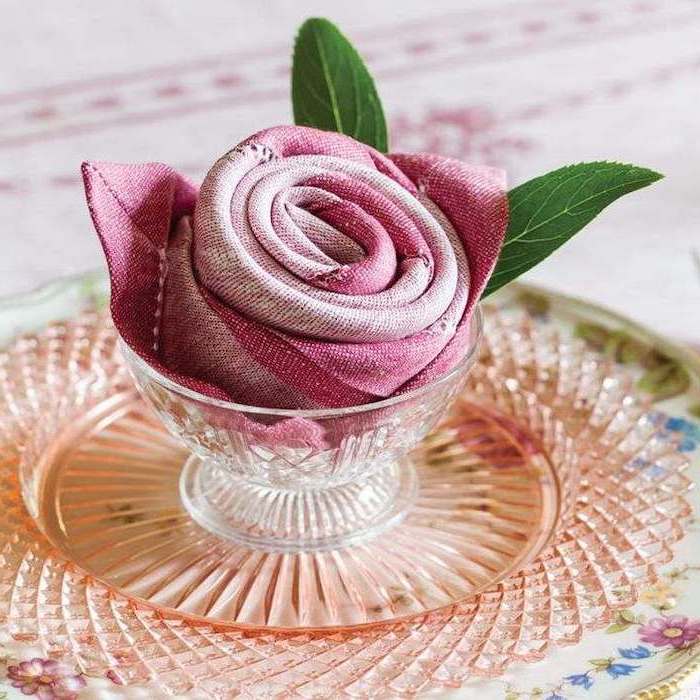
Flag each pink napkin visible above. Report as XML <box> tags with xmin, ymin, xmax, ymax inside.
<box><xmin>82</xmin><ymin>125</ymin><xmax>507</xmax><ymax>409</ymax></box>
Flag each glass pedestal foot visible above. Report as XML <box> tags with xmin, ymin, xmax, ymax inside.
<box><xmin>179</xmin><ymin>456</ymin><xmax>418</xmax><ymax>552</ymax></box>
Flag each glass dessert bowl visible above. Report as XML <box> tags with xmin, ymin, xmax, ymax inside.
<box><xmin>18</xmin><ymin>307</ymin><xmax>570</xmax><ymax>627</ymax></box>
<box><xmin>120</xmin><ymin>308</ymin><xmax>483</xmax><ymax>553</ymax></box>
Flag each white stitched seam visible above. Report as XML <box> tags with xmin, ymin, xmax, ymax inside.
<box><xmin>153</xmin><ymin>247</ymin><xmax>167</xmax><ymax>351</ymax></box>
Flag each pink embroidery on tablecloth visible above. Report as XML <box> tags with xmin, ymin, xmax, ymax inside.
<box><xmin>392</xmin><ymin>106</ymin><xmax>533</xmax><ymax>173</ymax></box>
<box><xmin>3</xmin><ymin>48</ymin><xmax>699</xmax><ymax>197</ymax></box>
<box><xmin>0</xmin><ymin>0</ymin><xmax>686</xmax><ymax>148</ymax></box>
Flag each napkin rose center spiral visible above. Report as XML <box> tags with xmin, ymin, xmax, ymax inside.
<box><xmin>193</xmin><ymin>143</ymin><xmax>467</xmax><ymax>344</ymax></box>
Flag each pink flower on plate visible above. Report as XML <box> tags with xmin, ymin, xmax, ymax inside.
<box><xmin>6</xmin><ymin>657</ymin><xmax>86</xmax><ymax>699</ymax></box>
<box><xmin>638</xmin><ymin>615</ymin><xmax>700</xmax><ymax>648</ymax></box>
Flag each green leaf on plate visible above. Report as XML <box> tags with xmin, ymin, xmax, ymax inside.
<box><xmin>610</xmin><ymin>333</ymin><xmax>654</xmax><ymax>366</ymax></box>
<box><xmin>482</xmin><ymin>162</ymin><xmax>663</xmax><ymax>298</ymax></box>
<box><xmin>574</xmin><ymin>322</ymin><xmax>611</xmax><ymax>351</ymax></box>
<box><xmin>605</xmin><ymin>622</ymin><xmax>632</xmax><ymax>634</ymax></box>
<box><xmin>619</xmin><ymin>609</ymin><xmax>640</xmax><ymax>623</ymax></box>
<box><xmin>292</xmin><ymin>18</ymin><xmax>388</xmax><ymax>152</ymax></box>
<box><xmin>638</xmin><ymin>361</ymin><xmax>690</xmax><ymax>401</ymax></box>
<box><xmin>516</xmin><ymin>291</ymin><xmax>550</xmax><ymax>317</ymax></box>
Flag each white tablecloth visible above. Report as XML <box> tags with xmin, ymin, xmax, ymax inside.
<box><xmin>1</xmin><ymin>0</ymin><xmax>699</xmax><ymax>342</ymax></box>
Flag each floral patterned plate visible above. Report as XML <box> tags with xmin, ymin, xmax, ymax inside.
<box><xmin>0</xmin><ymin>273</ymin><xmax>699</xmax><ymax>700</ymax></box>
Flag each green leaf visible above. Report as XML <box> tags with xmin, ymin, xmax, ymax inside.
<box><xmin>640</xmin><ymin>348</ymin><xmax>670</xmax><ymax>369</ymax></box>
<box><xmin>292</xmin><ymin>18</ymin><xmax>388</xmax><ymax>152</ymax></box>
<box><xmin>613</xmin><ymin>334</ymin><xmax>655</xmax><ymax>366</ymax></box>
<box><xmin>605</xmin><ymin>621</ymin><xmax>632</xmax><ymax>634</ymax></box>
<box><xmin>619</xmin><ymin>609</ymin><xmax>639</xmax><ymax>623</ymax></box>
<box><xmin>574</xmin><ymin>322</ymin><xmax>610</xmax><ymax>351</ymax></box>
<box><xmin>689</xmin><ymin>403</ymin><xmax>700</xmax><ymax>418</ymax></box>
<box><xmin>574</xmin><ymin>324</ymin><xmax>665</xmax><ymax>368</ymax></box>
<box><xmin>638</xmin><ymin>361</ymin><xmax>690</xmax><ymax>401</ymax></box>
<box><xmin>482</xmin><ymin>162</ymin><xmax>663</xmax><ymax>298</ymax></box>
<box><xmin>516</xmin><ymin>291</ymin><xmax>550</xmax><ymax>317</ymax></box>
<box><xmin>606</xmin><ymin>608</ymin><xmax>641</xmax><ymax>632</ymax></box>
<box><xmin>588</xmin><ymin>657</ymin><xmax>613</xmax><ymax>669</ymax></box>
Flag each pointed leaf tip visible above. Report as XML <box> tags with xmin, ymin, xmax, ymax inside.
<box><xmin>482</xmin><ymin>161</ymin><xmax>663</xmax><ymax>298</ymax></box>
<box><xmin>292</xmin><ymin>17</ymin><xmax>388</xmax><ymax>152</ymax></box>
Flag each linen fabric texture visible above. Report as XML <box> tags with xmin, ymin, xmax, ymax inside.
<box><xmin>82</xmin><ymin>125</ymin><xmax>508</xmax><ymax>409</ymax></box>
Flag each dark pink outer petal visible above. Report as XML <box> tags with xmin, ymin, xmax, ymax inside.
<box><xmin>81</xmin><ymin>161</ymin><xmax>191</xmax><ymax>351</ymax></box>
<box><xmin>389</xmin><ymin>153</ymin><xmax>507</xmax><ymax>310</ymax></box>
<box><xmin>242</xmin><ymin>125</ymin><xmax>417</xmax><ymax>193</ymax></box>
<box><xmin>390</xmin><ymin>153</ymin><xmax>508</xmax><ymax>390</ymax></box>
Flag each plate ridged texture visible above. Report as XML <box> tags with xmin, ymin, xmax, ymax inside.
<box><xmin>0</xmin><ymin>311</ymin><xmax>691</xmax><ymax>697</ymax></box>
<box><xmin>21</xmin><ymin>388</ymin><xmax>563</xmax><ymax>628</ymax></box>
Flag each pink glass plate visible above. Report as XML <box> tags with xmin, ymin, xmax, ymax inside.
<box><xmin>0</xmin><ymin>310</ymin><xmax>692</xmax><ymax>697</ymax></box>
<box><xmin>22</xmin><ymin>388</ymin><xmax>563</xmax><ymax>629</ymax></box>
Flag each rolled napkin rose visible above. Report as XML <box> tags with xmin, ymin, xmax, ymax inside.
<box><xmin>82</xmin><ymin>125</ymin><xmax>507</xmax><ymax>409</ymax></box>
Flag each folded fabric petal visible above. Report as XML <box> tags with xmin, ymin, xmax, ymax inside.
<box><xmin>83</xmin><ymin>125</ymin><xmax>507</xmax><ymax>409</ymax></box>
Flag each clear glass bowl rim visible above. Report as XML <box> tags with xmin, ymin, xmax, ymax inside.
<box><xmin>118</xmin><ymin>306</ymin><xmax>483</xmax><ymax>419</ymax></box>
